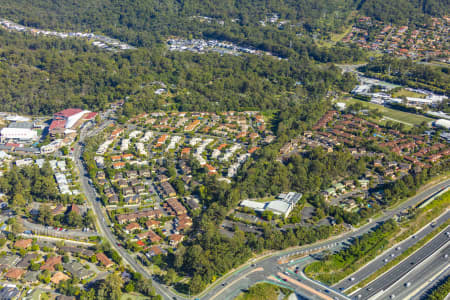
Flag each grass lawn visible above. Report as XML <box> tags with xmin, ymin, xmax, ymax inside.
<box><xmin>392</xmin><ymin>88</ymin><xmax>426</xmax><ymax>99</ymax></box>
<box><xmin>235</xmin><ymin>282</ymin><xmax>291</xmax><ymax>300</ymax></box>
<box><xmin>120</xmin><ymin>293</ymin><xmax>150</xmax><ymax>300</ymax></box>
<box><xmin>330</xmin><ymin>25</ymin><xmax>353</xmax><ymax>43</ymax></box>
<box><xmin>345</xmin><ymin>98</ymin><xmax>434</xmax><ymax>126</ymax></box>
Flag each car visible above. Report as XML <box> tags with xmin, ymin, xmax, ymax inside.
<box><xmin>396</xmin><ymin>246</ymin><xmax>401</xmax><ymax>250</ymax></box>
<box><xmin>367</xmin><ymin>287</ymin><xmax>373</xmax><ymax>291</ymax></box>
<box><xmin>390</xmin><ymin>294</ymin><xmax>395</xmax><ymax>299</ymax></box>
<box><xmin>444</xmin><ymin>254</ymin><xmax>448</xmax><ymax>259</ymax></box>
<box><xmin>251</xmin><ymin>264</ymin><xmax>255</xmax><ymax>267</ymax></box>
<box><xmin>412</xmin><ymin>235</ymin><xmax>416</xmax><ymax>239</ymax></box>
<box><xmin>405</xmin><ymin>282</ymin><xmax>411</xmax><ymax>287</ymax></box>
<box><xmin>350</xmin><ymin>277</ymin><xmax>355</xmax><ymax>281</ymax></box>
<box><xmin>391</xmin><ymin>253</ymin><xmax>395</xmax><ymax>257</ymax></box>
<box><xmin>384</xmin><ymin>258</ymin><xmax>389</xmax><ymax>262</ymax></box>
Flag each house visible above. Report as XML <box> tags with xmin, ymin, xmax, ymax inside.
<box><xmin>113</xmin><ymin>162</ymin><xmax>126</xmax><ymax>169</ymax></box>
<box><xmin>116</xmin><ymin>209</ymin><xmax>162</xmax><ymax>224</ymax></box>
<box><xmin>51</xmin><ymin>272</ymin><xmax>70</xmax><ymax>284</ymax></box>
<box><xmin>122</xmin><ymin>153</ymin><xmax>134</xmax><ymax>161</ymax></box>
<box><xmin>176</xmin><ymin>215</ymin><xmax>193</xmax><ymax>231</ymax></box>
<box><xmin>52</xmin><ymin>205</ymin><xmax>67</xmax><ymax>215</ymax></box>
<box><xmin>124</xmin><ymin>194</ymin><xmax>141</xmax><ymax>204</ymax></box>
<box><xmin>134</xmin><ymin>185</ymin><xmax>146</xmax><ymax>194</ymax></box>
<box><xmin>69</xmin><ymin>204</ymin><xmax>80</xmax><ymax>215</ymax></box>
<box><xmin>14</xmin><ymin>239</ymin><xmax>32</xmax><ymax>249</ymax></box>
<box><xmin>97</xmin><ymin>171</ymin><xmax>106</xmax><ymax>180</ymax></box>
<box><xmin>136</xmin><ymin>230</ymin><xmax>161</xmax><ymax>243</ymax></box>
<box><xmin>63</xmin><ymin>261</ymin><xmax>94</xmax><ymax>280</ymax></box>
<box><xmin>96</xmin><ymin>253</ymin><xmax>113</xmax><ymax>268</ymax></box>
<box><xmin>118</xmin><ymin>180</ymin><xmax>128</xmax><ymax>188</ymax></box>
<box><xmin>181</xmin><ymin>147</ymin><xmax>191</xmax><ymax>158</ymax></box>
<box><xmin>40</xmin><ymin>256</ymin><xmax>62</xmax><ymax>271</ymax></box>
<box><xmin>126</xmin><ymin>170</ymin><xmax>138</xmax><ymax>179</ymax></box>
<box><xmin>169</xmin><ymin>234</ymin><xmax>184</xmax><ymax>247</ymax></box>
<box><xmin>112</xmin><ymin>173</ymin><xmax>124</xmax><ymax>181</ymax></box>
<box><xmin>139</xmin><ymin>169</ymin><xmax>151</xmax><ymax>178</ymax></box>
<box><xmin>16</xmin><ymin>253</ymin><xmax>38</xmax><ymax>269</ymax></box>
<box><xmin>146</xmin><ymin>245</ymin><xmax>167</xmax><ymax>257</ymax></box>
<box><xmin>145</xmin><ymin>219</ymin><xmax>160</xmax><ymax>229</ymax></box>
<box><xmin>160</xmin><ymin>181</ymin><xmax>176</xmax><ymax>198</ymax></box>
<box><xmin>108</xmin><ymin>194</ymin><xmax>119</xmax><ymax>204</ymax></box>
<box><xmin>124</xmin><ymin>222</ymin><xmax>141</xmax><ymax>234</ymax></box>
<box><xmin>104</xmin><ymin>187</ymin><xmax>115</xmax><ymax>197</ymax></box>
<box><xmin>122</xmin><ymin>187</ymin><xmax>134</xmax><ymax>196</ymax></box>
<box><xmin>23</xmin><ymin>271</ymin><xmax>40</xmax><ymax>284</ymax></box>
<box><xmin>205</xmin><ymin>164</ymin><xmax>217</xmax><ymax>175</ymax></box>
<box><xmin>164</xmin><ymin>198</ymin><xmax>187</xmax><ymax>216</ymax></box>
<box><xmin>4</xmin><ymin>268</ymin><xmax>26</xmax><ymax>280</ymax></box>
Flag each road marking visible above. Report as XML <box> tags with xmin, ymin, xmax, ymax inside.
<box><xmin>209</xmin><ymin>267</ymin><xmax>263</xmax><ymax>300</ymax></box>
<box><xmin>277</xmin><ymin>272</ymin><xmax>334</xmax><ymax>300</ymax></box>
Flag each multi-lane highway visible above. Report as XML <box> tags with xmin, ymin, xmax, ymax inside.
<box><xmin>380</xmin><ymin>245</ymin><xmax>449</xmax><ymax>300</ymax></box>
<box><xmin>334</xmin><ymin>210</ymin><xmax>450</xmax><ymax>292</ymax></box>
<box><xmin>200</xmin><ymin>179</ymin><xmax>450</xmax><ymax>300</ymax></box>
<box><xmin>76</xmin><ymin>118</ymin><xmax>450</xmax><ymax>300</ymax></box>
<box><xmin>350</xmin><ymin>226</ymin><xmax>450</xmax><ymax>299</ymax></box>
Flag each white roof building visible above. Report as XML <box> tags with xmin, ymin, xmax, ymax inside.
<box><xmin>240</xmin><ymin>200</ymin><xmax>266</xmax><ymax>211</ymax></box>
<box><xmin>434</xmin><ymin>119</ymin><xmax>450</xmax><ymax>129</ymax></box>
<box><xmin>0</xmin><ymin>128</ymin><xmax>38</xmax><ymax>142</ymax></box>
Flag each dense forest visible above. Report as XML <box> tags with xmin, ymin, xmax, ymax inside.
<box><xmin>360</xmin><ymin>55</ymin><xmax>450</xmax><ymax>96</ymax></box>
<box><xmin>359</xmin><ymin>0</ymin><xmax>449</xmax><ymax>24</ymax></box>
<box><xmin>0</xmin><ymin>29</ymin><xmax>357</xmax><ymax>115</ymax></box>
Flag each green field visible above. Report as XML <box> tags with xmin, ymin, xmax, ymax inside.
<box><xmin>345</xmin><ymin>98</ymin><xmax>434</xmax><ymax>126</ymax></box>
<box><xmin>392</xmin><ymin>88</ymin><xmax>426</xmax><ymax>99</ymax></box>
<box><xmin>120</xmin><ymin>293</ymin><xmax>150</xmax><ymax>300</ymax></box>
<box><xmin>235</xmin><ymin>282</ymin><xmax>291</xmax><ymax>300</ymax></box>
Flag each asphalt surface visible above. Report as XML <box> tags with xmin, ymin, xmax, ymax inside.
<box><xmin>201</xmin><ymin>179</ymin><xmax>450</xmax><ymax>300</ymax></box>
<box><xmin>350</xmin><ymin>226</ymin><xmax>450</xmax><ymax>300</ymax></box>
<box><xmin>75</xmin><ymin>123</ymin><xmax>178</xmax><ymax>300</ymax></box>
<box><xmin>411</xmin><ymin>264</ymin><xmax>450</xmax><ymax>300</ymax></box>
<box><xmin>334</xmin><ymin>210</ymin><xmax>450</xmax><ymax>292</ymax></box>
<box><xmin>76</xmin><ymin>118</ymin><xmax>450</xmax><ymax>300</ymax></box>
<box><xmin>380</xmin><ymin>245</ymin><xmax>450</xmax><ymax>300</ymax></box>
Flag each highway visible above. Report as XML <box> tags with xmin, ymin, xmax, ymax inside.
<box><xmin>380</xmin><ymin>245</ymin><xmax>449</xmax><ymax>300</ymax></box>
<box><xmin>350</xmin><ymin>226</ymin><xmax>450</xmax><ymax>299</ymax></box>
<box><xmin>334</xmin><ymin>210</ymin><xmax>450</xmax><ymax>292</ymax></box>
<box><xmin>75</xmin><ymin>117</ymin><xmax>450</xmax><ymax>300</ymax></box>
<box><xmin>201</xmin><ymin>179</ymin><xmax>450</xmax><ymax>300</ymax></box>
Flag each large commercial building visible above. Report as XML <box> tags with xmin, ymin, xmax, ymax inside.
<box><xmin>240</xmin><ymin>192</ymin><xmax>302</xmax><ymax>218</ymax></box>
<box><xmin>0</xmin><ymin>127</ymin><xmax>38</xmax><ymax>142</ymax></box>
<box><xmin>49</xmin><ymin>108</ymin><xmax>92</xmax><ymax>135</ymax></box>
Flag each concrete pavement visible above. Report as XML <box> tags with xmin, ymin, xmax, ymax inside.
<box><xmin>76</xmin><ymin>118</ymin><xmax>450</xmax><ymax>300</ymax></box>
<box><xmin>334</xmin><ymin>210</ymin><xmax>450</xmax><ymax>292</ymax></box>
<box><xmin>350</xmin><ymin>226</ymin><xmax>450</xmax><ymax>299</ymax></box>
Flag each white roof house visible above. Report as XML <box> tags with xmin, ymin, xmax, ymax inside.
<box><xmin>434</xmin><ymin>119</ymin><xmax>450</xmax><ymax>129</ymax></box>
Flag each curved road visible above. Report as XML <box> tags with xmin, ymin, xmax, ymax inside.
<box><xmin>75</xmin><ymin>125</ymin><xmax>177</xmax><ymax>300</ymax></box>
<box><xmin>76</xmin><ymin>120</ymin><xmax>450</xmax><ymax>300</ymax></box>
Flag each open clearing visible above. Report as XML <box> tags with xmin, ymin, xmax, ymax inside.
<box><xmin>345</xmin><ymin>98</ymin><xmax>434</xmax><ymax>126</ymax></box>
